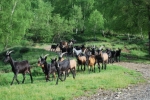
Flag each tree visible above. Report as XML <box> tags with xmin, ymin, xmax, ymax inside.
<box><xmin>96</xmin><ymin>0</ymin><xmax>150</xmax><ymax>55</ymax></box>
<box><xmin>88</xmin><ymin>9</ymin><xmax>104</xmax><ymax>40</ymax></box>
<box><xmin>0</xmin><ymin>0</ymin><xmax>32</xmax><ymax>50</ymax></box>
<box><xmin>28</xmin><ymin>0</ymin><xmax>53</xmax><ymax>43</ymax></box>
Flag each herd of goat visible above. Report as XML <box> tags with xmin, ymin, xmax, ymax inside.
<box><xmin>4</xmin><ymin>39</ymin><xmax>121</xmax><ymax>85</ymax></box>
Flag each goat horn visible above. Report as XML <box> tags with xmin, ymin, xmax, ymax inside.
<box><xmin>60</xmin><ymin>52</ymin><xmax>67</xmax><ymax>57</ymax></box>
<box><xmin>6</xmin><ymin>51</ymin><xmax>9</xmax><ymax>55</ymax></box>
<box><xmin>83</xmin><ymin>48</ymin><xmax>86</xmax><ymax>54</ymax></box>
<box><xmin>44</xmin><ymin>54</ymin><xmax>49</xmax><ymax>58</ymax></box>
<box><xmin>8</xmin><ymin>50</ymin><xmax>13</xmax><ymax>54</ymax></box>
<box><xmin>99</xmin><ymin>46</ymin><xmax>103</xmax><ymax>50</ymax></box>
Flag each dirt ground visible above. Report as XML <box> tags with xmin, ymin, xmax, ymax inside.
<box><xmin>74</xmin><ymin>62</ymin><xmax>150</xmax><ymax>100</ymax></box>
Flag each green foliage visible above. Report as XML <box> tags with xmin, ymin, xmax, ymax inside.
<box><xmin>0</xmin><ymin>0</ymin><xmax>149</xmax><ymax>55</ymax></box>
<box><xmin>88</xmin><ymin>9</ymin><xmax>104</xmax><ymax>30</ymax></box>
<box><xmin>0</xmin><ymin>0</ymin><xmax>32</xmax><ymax>49</ymax></box>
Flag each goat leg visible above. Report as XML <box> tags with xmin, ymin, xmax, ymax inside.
<box><xmin>12</xmin><ymin>74</ymin><xmax>19</xmax><ymax>85</ymax></box>
<box><xmin>88</xmin><ymin>66</ymin><xmax>90</xmax><ymax>74</ymax></box>
<box><xmin>84</xmin><ymin>64</ymin><xmax>86</xmax><ymax>71</ymax></box>
<box><xmin>70</xmin><ymin>69</ymin><xmax>75</xmax><ymax>79</ymax></box>
<box><xmin>104</xmin><ymin>63</ymin><xmax>106</xmax><ymax>70</ymax></box>
<box><xmin>94</xmin><ymin>66</ymin><xmax>95</xmax><ymax>73</ymax></box>
<box><xmin>28</xmin><ymin>70</ymin><xmax>33</xmax><ymax>83</ymax></box>
<box><xmin>22</xmin><ymin>73</ymin><xmax>26</xmax><ymax>83</ymax></box>
<box><xmin>56</xmin><ymin>72</ymin><xmax>60</xmax><ymax>85</ymax></box>
<box><xmin>46</xmin><ymin>74</ymin><xmax>50</xmax><ymax>82</ymax></box>
<box><xmin>11</xmin><ymin>75</ymin><xmax>16</xmax><ymax>85</ymax></box>
<box><xmin>59</xmin><ymin>72</ymin><xmax>66</xmax><ymax>81</ymax></box>
<box><xmin>102</xmin><ymin>62</ymin><xmax>104</xmax><ymax>69</ymax></box>
<box><xmin>98</xmin><ymin>62</ymin><xmax>101</xmax><ymax>72</ymax></box>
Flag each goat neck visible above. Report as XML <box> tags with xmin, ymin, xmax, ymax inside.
<box><xmin>6</xmin><ymin>57</ymin><xmax>16</xmax><ymax>72</ymax></box>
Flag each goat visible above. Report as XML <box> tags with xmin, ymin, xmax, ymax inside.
<box><xmin>114</xmin><ymin>48</ymin><xmax>122</xmax><ymax>62</ymax></box>
<box><xmin>68</xmin><ymin>39</ymin><xmax>75</xmax><ymax>47</ymax></box>
<box><xmin>50</xmin><ymin>44</ymin><xmax>59</xmax><ymax>52</ymax></box>
<box><xmin>38</xmin><ymin>58</ymin><xmax>45</xmax><ymax>73</ymax></box>
<box><xmin>68</xmin><ymin>59</ymin><xmax>77</xmax><ymax>76</ymax></box>
<box><xmin>73</xmin><ymin>47</ymin><xmax>82</xmax><ymax>56</ymax></box>
<box><xmin>51</xmin><ymin>58</ymin><xmax>75</xmax><ymax>85</ymax></box>
<box><xmin>59</xmin><ymin>52</ymin><xmax>76</xmax><ymax>76</ymax></box>
<box><xmin>4</xmin><ymin>50</ymin><xmax>33</xmax><ymax>85</ymax></box>
<box><xmin>59</xmin><ymin>41</ymin><xmax>68</xmax><ymax>49</ymax></box>
<box><xmin>39</xmin><ymin>54</ymin><xmax>57</xmax><ymax>81</ymax></box>
<box><xmin>76</xmin><ymin>54</ymin><xmax>86</xmax><ymax>71</ymax></box>
<box><xmin>95</xmin><ymin>46</ymin><xmax>108</xmax><ymax>72</ymax></box>
<box><xmin>106</xmin><ymin>48</ymin><xmax>116</xmax><ymax>63</ymax></box>
<box><xmin>88</xmin><ymin>55</ymin><xmax>96</xmax><ymax>73</ymax></box>
<box><xmin>96</xmin><ymin>49</ymin><xmax>108</xmax><ymax>71</ymax></box>
<box><xmin>74</xmin><ymin>45</ymin><xmax>81</xmax><ymax>50</ymax></box>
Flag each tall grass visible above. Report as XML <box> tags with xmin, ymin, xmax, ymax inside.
<box><xmin>0</xmin><ymin>64</ymin><xmax>145</xmax><ymax>100</ymax></box>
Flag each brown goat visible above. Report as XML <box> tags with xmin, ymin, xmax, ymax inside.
<box><xmin>88</xmin><ymin>55</ymin><xmax>96</xmax><ymax>73</ymax></box>
<box><xmin>69</xmin><ymin>59</ymin><xmax>77</xmax><ymax>75</ymax></box>
<box><xmin>95</xmin><ymin>46</ymin><xmax>109</xmax><ymax>72</ymax></box>
<box><xmin>76</xmin><ymin>55</ymin><xmax>86</xmax><ymax>71</ymax></box>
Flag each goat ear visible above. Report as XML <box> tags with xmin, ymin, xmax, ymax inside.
<box><xmin>45</xmin><ymin>56</ymin><xmax>47</xmax><ymax>60</ymax></box>
<box><xmin>40</xmin><ymin>56</ymin><xmax>42</xmax><ymax>59</ymax></box>
<box><xmin>6</xmin><ymin>51</ymin><xmax>9</xmax><ymax>55</ymax></box>
<box><xmin>55</xmin><ymin>58</ymin><xmax>57</xmax><ymax>61</ymax></box>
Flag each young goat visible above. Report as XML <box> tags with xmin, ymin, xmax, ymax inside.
<box><xmin>4</xmin><ymin>50</ymin><xmax>33</xmax><ymax>85</ymax></box>
<box><xmin>88</xmin><ymin>55</ymin><xmax>96</xmax><ymax>73</ymax></box>
<box><xmin>50</xmin><ymin>44</ymin><xmax>59</xmax><ymax>52</ymax></box>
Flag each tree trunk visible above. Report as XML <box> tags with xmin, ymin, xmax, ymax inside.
<box><xmin>127</xmin><ymin>33</ymin><xmax>130</xmax><ymax>41</ymax></box>
<box><xmin>148</xmin><ymin>31</ymin><xmax>150</xmax><ymax>58</ymax></box>
<box><xmin>140</xmin><ymin>27</ymin><xmax>143</xmax><ymax>39</ymax></box>
<box><xmin>148</xmin><ymin>5</ymin><xmax>150</xmax><ymax>57</ymax></box>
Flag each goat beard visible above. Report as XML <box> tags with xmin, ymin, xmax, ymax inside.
<box><xmin>41</xmin><ymin>65</ymin><xmax>44</xmax><ymax>68</ymax></box>
<box><xmin>37</xmin><ymin>63</ymin><xmax>40</xmax><ymax>66</ymax></box>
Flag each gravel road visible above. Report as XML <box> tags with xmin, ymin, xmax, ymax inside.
<box><xmin>74</xmin><ymin>62</ymin><xmax>150</xmax><ymax>100</ymax></box>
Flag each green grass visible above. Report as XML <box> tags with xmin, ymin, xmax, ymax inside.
<box><xmin>0</xmin><ymin>64</ymin><xmax>145</xmax><ymax>100</ymax></box>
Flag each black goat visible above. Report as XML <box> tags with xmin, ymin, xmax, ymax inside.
<box><xmin>50</xmin><ymin>44</ymin><xmax>59</xmax><ymax>52</ymax></box>
<box><xmin>114</xmin><ymin>48</ymin><xmax>122</xmax><ymax>62</ymax></box>
<box><xmin>4</xmin><ymin>50</ymin><xmax>33</xmax><ymax>85</ymax></box>
<box><xmin>39</xmin><ymin>54</ymin><xmax>57</xmax><ymax>81</ymax></box>
<box><xmin>106</xmin><ymin>49</ymin><xmax>116</xmax><ymax>63</ymax></box>
<box><xmin>51</xmin><ymin>58</ymin><xmax>75</xmax><ymax>85</ymax></box>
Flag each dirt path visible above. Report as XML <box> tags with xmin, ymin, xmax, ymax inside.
<box><xmin>74</xmin><ymin>62</ymin><xmax>150</xmax><ymax>100</ymax></box>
